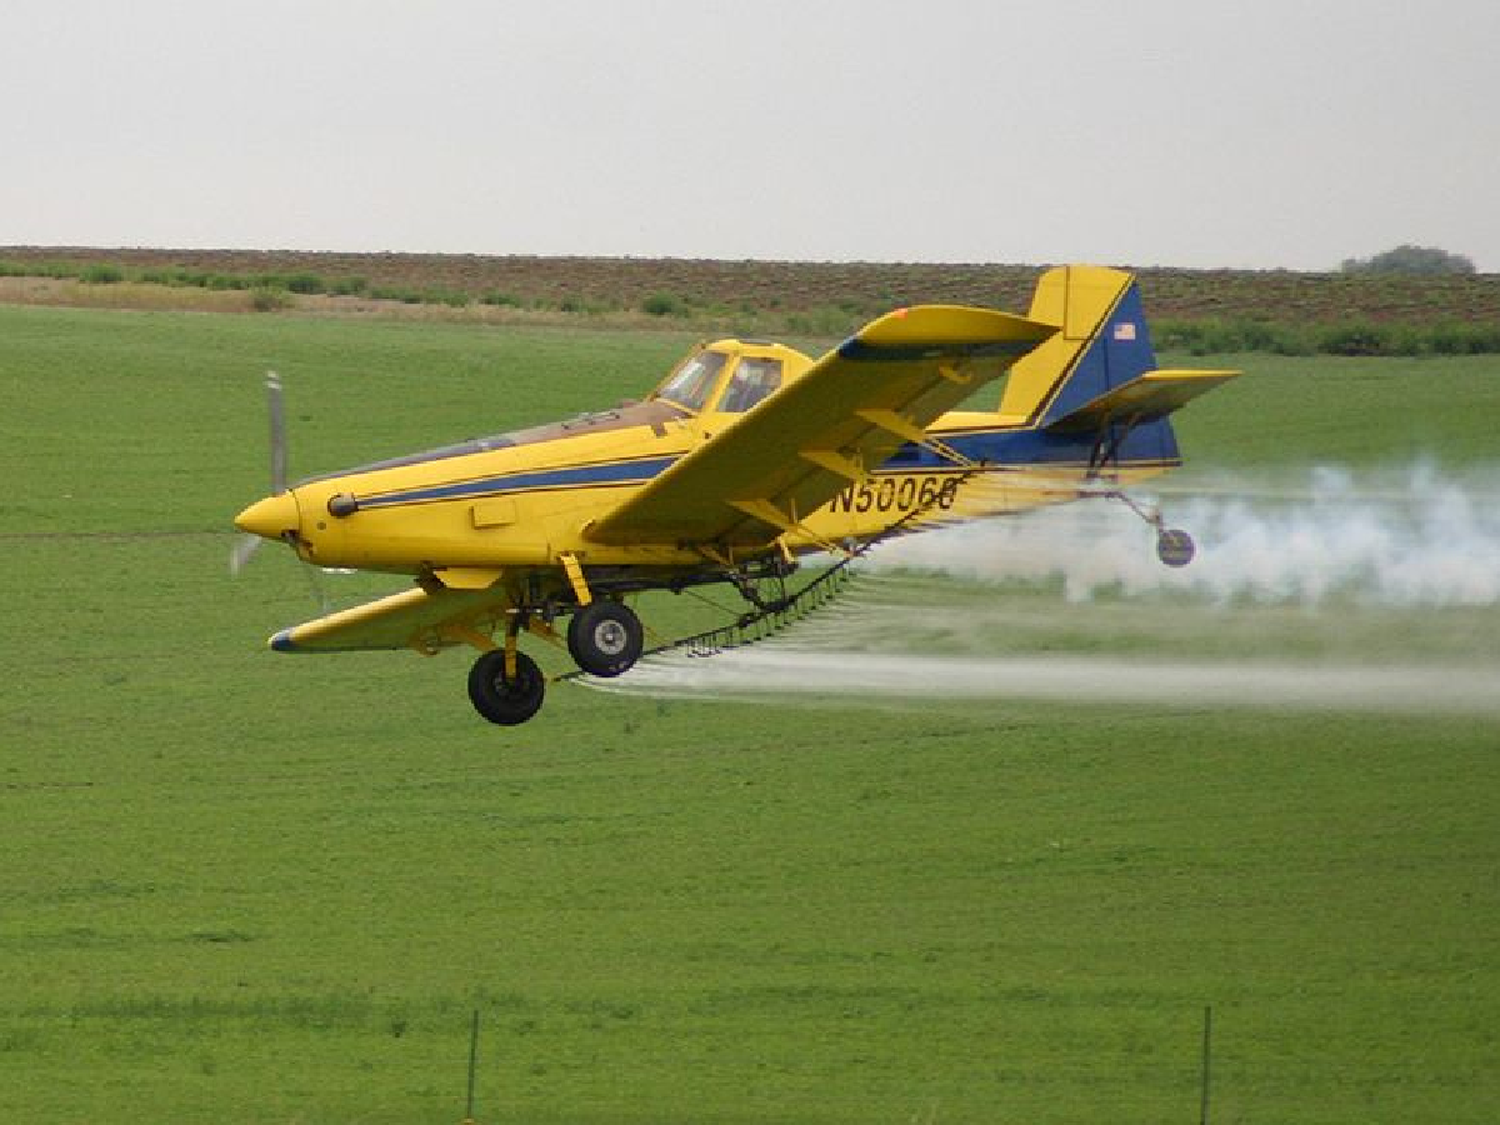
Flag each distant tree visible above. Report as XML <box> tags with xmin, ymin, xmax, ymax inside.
<box><xmin>1340</xmin><ymin>244</ymin><xmax>1476</xmax><ymax>275</ymax></box>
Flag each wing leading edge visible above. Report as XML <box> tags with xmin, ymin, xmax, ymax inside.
<box><xmin>585</xmin><ymin>305</ymin><xmax>1056</xmax><ymax>549</ymax></box>
<box><xmin>269</xmin><ymin>585</ymin><xmax>509</xmax><ymax>654</ymax></box>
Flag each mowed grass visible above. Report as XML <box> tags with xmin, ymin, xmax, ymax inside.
<box><xmin>1</xmin><ymin>305</ymin><xmax>1497</xmax><ymax>1123</ymax></box>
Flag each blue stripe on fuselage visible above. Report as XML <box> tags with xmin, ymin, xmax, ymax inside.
<box><xmin>352</xmin><ymin>421</ymin><xmax>1178</xmax><ymax>513</ymax></box>
<box><xmin>888</xmin><ymin>416</ymin><xmax>1181</xmax><ymax>469</ymax></box>
<box><xmin>356</xmin><ymin>455</ymin><xmax>681</xmax><ymax>509</ymax></box>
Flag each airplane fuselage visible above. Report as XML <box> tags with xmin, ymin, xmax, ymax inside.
<box><xmin>239</xmin><ymin>380</ymin><xmax>1181</xmax><ymax>579</ymax></box>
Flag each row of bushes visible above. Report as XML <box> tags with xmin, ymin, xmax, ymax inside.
<box><xmin>0</xmin><ymin>257</ymin><xmax>540</xmax><ymax>311</ymax></box>
<box><xmin>0</xmin><ymin>257</ymin><xmax>372</xmax><ymax>296</ymax></box>
<box><xmin>0</xmin><ymin>259</ymin><xmax>907</xmax><ymax>327</ymax></box>
<box><xmin>0</xmin><ymin>256</ymin><xmax>712</xmax><ymax>319</ymax></box>
<box><xmin>1153</xmin><ymin>316</ymin><xmax>1500</xmax><ymax>357</ymax></box>
<box><xmin>2</xmin><ymin>259</ymin><xmax>1496</xmax><ymax>352</ymax></box>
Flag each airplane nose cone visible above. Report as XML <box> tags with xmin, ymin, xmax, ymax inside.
<box><xmin>235</xmin><ymin>491</ymin><xmax>300</xmax><ymax>540</ymax></box>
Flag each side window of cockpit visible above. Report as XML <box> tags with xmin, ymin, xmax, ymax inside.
<box><xmin>718</xmin><ymin>357</ymin><xmax>783</xmax><ymax>413</ymax></box>
<box><xmin>655</xmin><ymin>350</ymin><xmax>727</xmax><ymax>412</ymax></box>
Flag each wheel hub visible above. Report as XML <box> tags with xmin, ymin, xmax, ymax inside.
<box><xmin>593</xmin><ymin>620</ymin><xmax>629</xmax><ymax>655</ymax></box>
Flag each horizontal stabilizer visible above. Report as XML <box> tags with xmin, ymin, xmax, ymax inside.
<box><xmin>1044</xmin><ymin>368</ymin><xmax>1239</xmax><ymax>434</ymax></box>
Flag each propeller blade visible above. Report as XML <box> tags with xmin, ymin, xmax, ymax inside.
<box><xmin>231</xmin><ymin>370</ymin><xmax>340</xmax><ymax>611</ymax></box>
<box><xmin>267</xmin><ymin>370</ymin><xmax>288</xmax><ymax>496</ymax></box>
<box><xmin>230</xmin><ymin>531</ymin><xmax>262</xmax><ymax>575</ymax></box>
<box><xmin>230</xmin><ymin>370</ymin><xmax>289</xmax><ymax>576</ymax></box>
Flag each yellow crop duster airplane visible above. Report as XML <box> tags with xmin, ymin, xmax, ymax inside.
<box><xmin>234</xmin><ymin>266</ymin><xmax>1237</xmax><ymax>726</ymax></box>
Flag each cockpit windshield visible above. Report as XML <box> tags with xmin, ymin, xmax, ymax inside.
<box><xmin>653</xmin><ymin>349</ymin><xmax>728</xmax><ymax>412</ymax></box>
<box><xmin>718</xmin><ymin>356</ymin><xmax>783</xmax><ymax>413</ymax></box>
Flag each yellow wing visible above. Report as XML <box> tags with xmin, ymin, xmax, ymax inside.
<box><xmin>269</xmin><ymin>585</ymin><xmax>509</xmax><ymax>654</ymax></box>
<box><xmin>585</xmin><ymin>305</ymin><xmax>1055</xmax><ymax>548</ymax></box>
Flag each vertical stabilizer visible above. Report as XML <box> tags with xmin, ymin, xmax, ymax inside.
<box><xmin>997</xmin><ymin>266</ymin><xmax>1159</xmax><ymax>427</ymax></box>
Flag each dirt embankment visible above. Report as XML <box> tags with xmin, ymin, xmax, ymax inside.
<box><xmin>3</xmin><ymin>246</ymin><xmax>1497</xmax><ymax>328</ymax></box>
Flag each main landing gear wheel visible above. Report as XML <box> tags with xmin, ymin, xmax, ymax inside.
<box><xmin>567</xmin><ymin>599</ymin><xmax>644</xmax><ymax>678</ymax></box>
<box><xmin>468</xmin><ymin>649</ymin><xmax>546</xmax><ymax>726</ymax></box>
<box><xmin>1156</xmin><ymin>528</ymin><xmax>1196</xmax><ymax>568</ymax></box>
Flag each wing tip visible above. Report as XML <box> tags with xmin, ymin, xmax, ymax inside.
<box><xmin>838</xmin><ymin>306</ymin><xmax>1056</xmax><ymax>362</ymax></box>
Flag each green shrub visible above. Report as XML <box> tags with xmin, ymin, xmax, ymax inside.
<box><xmin>1428</xmin><ymin>323</ymin><xmax>1470</xmax><ymax>356</ymax></box>
<box><xmin>18</xmin><ymin>260</ymin><xmax>80</xmax><ymax>280</ymax></box>
<box><xmin>1385</xmin><ymin>324</ymin><xmax>1434</xmax><ymax>357</ymax></box>
<box><xmin>641</xmin><ymin>292</ymin><xmax>685</xmax><ymax>317</ymax></box>
<box><xmin>1268</xmin><ymin>325</ymin><xmax>1316</xmax><ymax>356</ymax></box>
<box><xmin>80</xmin><ymin>263</ymin><xmax>124</xmax><ymax>285</ymax></box>
<box><xmin>285</xmin><ymin>273</ymin><xmax>326</xmax><ymax>295</ymax></box>
<box><xmin>1318</xmin><ymin>322</ymin><xmax>1392</xmax><ymax>357</ymax></box>
<box><xmin>1425</xmin><ymin>321</ymin><xmax>1500</xmax><ymax>355</ymax></box>
<box><xmin>249</xmin><ymin>286</ymin><xmax>292</xmax><ymax>312</ymax></box>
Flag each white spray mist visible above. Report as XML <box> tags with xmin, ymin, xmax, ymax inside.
<box><xmin>586</xmin><ymin>466</ymin><xmax>1500</xmax><ymax>717</ymax></box>
<box><xmin>869</xmin><ymin>464</ymin><xmax>1500</xmax><ymax>608</ymax></box>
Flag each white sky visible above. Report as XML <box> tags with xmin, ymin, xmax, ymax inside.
<box><xmin>3</xmin><ymin>0</ymin><xmax>1496</xmax><ymax>271</ymax></box>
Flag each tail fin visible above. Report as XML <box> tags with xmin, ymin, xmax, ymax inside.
<box><xmin>998</xmin><ymin>265</ymin><xmax>1160</xmax><ymax>425</ymax></box>
<box><xmin>997</xmin><ymin>266</ymin><xmax>1238</xmax><ymax>462</ymax></box>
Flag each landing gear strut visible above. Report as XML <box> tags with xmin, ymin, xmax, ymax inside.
<box><xmin>463</xmin><ymin>596</ymin><xmax>647</xmax><ymax>727</ymax></box>
<box><xmin>1105</xmin><ymin>490</ymin><xmax>1196</xmax><ymax>568</ymax></box>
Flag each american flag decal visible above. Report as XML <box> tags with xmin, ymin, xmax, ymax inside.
<box><xmin>1113</xmin><ymin>322</ymin><xmax>1137</xmax><ymax>341</ymax></box>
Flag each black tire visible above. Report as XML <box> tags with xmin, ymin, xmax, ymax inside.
<box><xmin>1156</xmin><ymin>528</ymin><xmax>1196</xmax><ymax>568</ymax></box>
<box><xmin>567</xmin><ymin>600</ymin><xmax>644</xmax><ymax>678</ymax></box>
<box><xmin>467</xmin><ymin>649</ymin><xmax>546</xmax><ymax>726</ymax></box>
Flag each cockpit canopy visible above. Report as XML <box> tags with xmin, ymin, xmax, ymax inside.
<box><xmin>652</xmin><ymin>341</ymin><xmax>810</xmax><ymax>415</ymax></box>
<box><xmin>299</xmin><ymin>340</ymin><xmax>815</xmax><ymax>487</ymax></box>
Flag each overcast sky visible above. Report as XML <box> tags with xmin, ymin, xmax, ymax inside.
<box><xmin>3</xmin><ymin>0</ymin><xmax>1496</xmax><ymax>271</ymax></box>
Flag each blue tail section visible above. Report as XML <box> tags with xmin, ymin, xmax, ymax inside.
<box><xmin>1037</xmin><ymin>280</ymin><xmax>1160</xmax><ymax>429</ymax></box>
<box><xmin>1006</xmin><ymin>268</ymin><xmax>1181</xmax><ymax>466</ymax></box>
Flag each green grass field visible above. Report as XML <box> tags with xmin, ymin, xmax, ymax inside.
<box><xmin>2</xmin><ymin>306</ymin><xmax>1497</xmax><ymax>1123</ymax></box>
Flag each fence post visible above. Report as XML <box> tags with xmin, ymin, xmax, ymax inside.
<box><xmin>1199</xmin><ymin>1004</ymin><xmax>1213</xmax><ymax>1125</ymax></box>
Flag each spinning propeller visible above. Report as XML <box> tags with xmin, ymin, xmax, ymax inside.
<box><xmin>229</xmin><ymin>371</ymin><xmax>333</xmax><ymax>609</ymax></box>
<box><xmin>229</xmin><ymin>371</ymin><xmax>288</xmax><ymax>575</ymax></box>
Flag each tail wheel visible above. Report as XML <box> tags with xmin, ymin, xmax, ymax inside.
<box><xmin>468</xmin><ymin>649</ymin><xmax>546</xmax><ymax>726</ymax></box>
<box><xmin>1156</xmin><ymin>528</ymin><xmax>1196</xmax><ymax>568</ymax></box>
<box><xmin>567</xmin><ymin>600</ymin><xmax>644</xmax><ymax>678</ymax></box>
